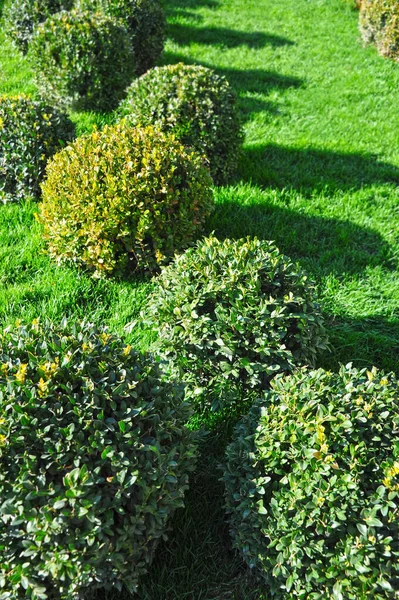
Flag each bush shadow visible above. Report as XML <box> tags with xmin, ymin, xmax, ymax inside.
<box><xmin>168</xmin><ymin>23</ymin><xmax>295</xmax><ymax>49</ymax></box>
<box><xmin>239</xmin><ymin>143</ymin><xmax>399</xmax><ymax>193</ymax></box>
<box><xmin>166</xmin><ymin>0</ymin><xmax>220</xmax><ymax>10</ymax></box>
<box><xmin>163</xmin><ymin>52</ymin><xmax>303</xmax><ymax>119</ymax></box>
<box><xmin>319</xmin><ymin>313</ymin><xmax>399</xmax><ymax>373</ymax></box>
<box><xmin>206</xmin><ymin>198</ymin><xmax>395</xmax><ymax>278</ymax></box>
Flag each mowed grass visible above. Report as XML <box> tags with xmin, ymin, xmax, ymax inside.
<box><xmin>1</xmin><ymin>0</ymin><xmax>399</xmax><ymax>597</ymax></box>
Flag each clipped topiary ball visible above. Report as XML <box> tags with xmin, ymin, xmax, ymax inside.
<box><xmin>224</xmin><ymin>365</ymin><xmax>399</xmax><ymax>599</ymax></box>
<box><xmin>38</xmin><ymin>123</ymin><xmax>214</xmax><ymax>277</ymax></box>
<box><xmin>146</xmin><ymin>236</ymin><xmax>328</xmax><ymax>428</ymax></box>
<box><xmin>0</xmin><ymin>94</ymin><xmax>75</xmax><ymax>202</ymax></box>
<box><xmin>77</xmin><ymin>0</ymin><xmax>166</xmax><ymax>75</ymax></box>
<box><xmin>360</xmin><ymin>0</ymin><xmax>399</xmax><ymax>59</ymax></box>
<box><xmin>118</xmin><ymin>63</ymin><xmax>243</xmax><ymax>185</ymax></box>
<box><xmin>3</xmin><ymin>0</ymin><xmax>74</xmax><ymax>53</ymax></box>
<box><xmin>0</xmin><ymin>318</ymin><xmax>197</xmax><ymax>599</ymax></box>
<box><xmin>30</xmin><ymin>9</ymin><xmax>136</xmax><ymax>111</ymax></box>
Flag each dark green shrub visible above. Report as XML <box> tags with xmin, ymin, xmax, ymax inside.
<box><xmin>38</xmin><ymin>123</ymin><xmax>213</xmax><ymax>277</ymax></box>
<box><xmin>3</xmin><ymin>0</ymin><xmax>74</xmax><ymax>53</ymax></box>
<box><xmin>146</xmin><ymin>236</ymin><xmax>328</xmax><ymax>427</ymax></box>
<box><xmin>0</xmin><ymin>318</ymin><xmax>197</xmax><ymax>599</ymax></box>
<box><xmin>77</xmin><ymin>0</ymin><xmax>166</xmax><ymax>75</ymax></box>
<box><xmin>30</xmin><ymin>9</ymin><xmax>136</xmax><ymax>111</ymax></box>
<box><xmin>223</xmin><ymin>365</ymin><xmax>399</xmax><ymax>599</ymax></box>
<box><xmin>360</xmin><ymin>0</ymin><xmax>399</xmax><ymax>59</ymax></box>
<box><xmin>118</xmin><ymin>63</ymin><xmax>243</xmax><ymax>185</ymax></box>
<box><xmin>0</xmin><ymin>94</ymin><xmax>75</xmax><ymax>202</ymax></box>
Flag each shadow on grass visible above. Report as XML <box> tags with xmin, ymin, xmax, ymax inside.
<box><xmin>136</xmin><ymin>435</ymin><xmax>262</xmax><ymax>600</ymax></box>
<box><xmin>164</xmin><ymin>52</ymin><xmax>303</xmax><ymax>118</ymax></box>
<box><xmin>166</xmin><ymin>0</ymin><xmax>220</xmax><ymax>9</ymax></box>
<box><xmin>320</xmin><ymin>313</ymin><xmax>399</xmax><ymax>373</ymax></box>
<box><xmin>168</xmin><ymin>23</ymin><xmax>294</xmax><ymax>49</ymax></box>
<box><xmin>206</xmin><ymin>197</ymin><xmax>395</xmax><ymax>278</ymax></box>
<box><xmin>239</xmin><ymin>143</ymin><xmax>399</xmax><ymax>193</ymax></box>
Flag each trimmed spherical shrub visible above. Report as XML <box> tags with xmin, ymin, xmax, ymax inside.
<box><xmin>0</xmin><ymin>318</ymin><xmax>197</xmax><ymax>599</ymax></box>
<box><xmin>77</xmin><ymin>0</ymin><xmax>166</xmax><ymax>75</ymax></box>
<box><xmin>118</xmin><ymin>63</ymin><xmax>243</xmax><ymax>185</ymax></box>
<box><xmin>3</xmin><ymin>0</ymin><xmax>74</xmax><ymax>53</ymax></box>
<box><xmin>223</xmin><ymin>365</ymin><xmax>399</xmax><ymax>599</ymax></box>
<box><xmin>38</xmin><ymin>123</ymin><xmax>214</xmax><ymax>277</ymax></box>
<box><xmin>146</xmin><ymin>236</ymin><xmax>329</xmax><ymax>426</ymax></box>
<box><xmin>0</xmin><ymin>94</ymin><xmax>75</xmax><ymax>202</ymax></box>
<box><xmin>30</xmin><ymin>9</ymin><xmax>136</xmax><ymax>111</ymax></box>
<box><xmin>360</xmin><ymin>0</ymin><xmax>399</xmax><ymax>60</ymax></box>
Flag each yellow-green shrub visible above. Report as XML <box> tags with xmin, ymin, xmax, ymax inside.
<box><xmin>360</xmin><ymin>0</ymin><xmax>399</xmax><ymax>59</ymax></box>
<box><xmin>38</xmin><ymin>123</ymin><xmax>214</xmax><ymax>277</ymax></box>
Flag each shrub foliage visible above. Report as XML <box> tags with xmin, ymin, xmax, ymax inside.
<box><xmin>146</xmin><ymin>236</ymin><xmax>328</xmax><ymax>425</ymax></box>
<box><xmin>360</xmin><ymin>0</ymin><xmax>399</xmax><ymax>60</ymax></box>
<box><xmin>77</xmin><ymin>0</ymin><xmax>166</xmax><ymax>75</ymax></box>
<box><xmin>38</xmin><ymin>123</ymin><xmax>214</xmax><ymax>277</ymax></box>
<box><xmin>30</xmin><ymin>9</ymin><xmax>136</xmax><ymax>111</ymax></box>
<box><xmin>224</xmin><ymin>365</ymin><xmax>399</xmax><ymax>599</ymax></box>
<box><xmin>119</xmin><ymin>63</ymin><xmax>243</xmax><ymax>185</ymax></box>
<box><xmin>0</xmin><ymin>318</ymin><xmax>197</xmax><ymax>599</ymax></box>
<box><xmin>3</xmin><ymin>0</ymin><xmax>74</xmax><ymax>53</ymax></box>
<box><xmin>0</xmin><ymin>94</ymin><xmax>75</xmax><ymax>202</ymax></box>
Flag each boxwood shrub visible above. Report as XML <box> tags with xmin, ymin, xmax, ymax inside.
<box><xmin>3</xmin><ymin>0</ymin><xmax>74</xmax><ymax>53</ymax></box>
<box><xmin>38</xmin><ymin>123</ymin><xmax>213</xmax><ymax>277</ymax></box>
<box><xmin>0</xmin><ymin>94</ymin><xmax>75</xmax><ymax>202</ymax></box>
<box><xmin>118</xmin><ymin>63</ymin><xmax>243</xmax><ymax>185</ymax></box>
<box><xmin>360</xmin><ymin>0</ymin><xmax>399</xmax><ymax>60</ymax></box>
<box><xmin>30</xmin><ymin>9</ymin><xmax>136</xmax><ymax>111</ymax></box>
<box><xmin>77</xmin><ymin>0</ymin><xmax>166</xmax><ymax>75</ymax></box>
<box><xmin>146</xmin><ymin>236</ymin><xmax>328</xmax><ymax>427</ymax></box>
<box><xmin>0</xmin><ymin>318</ymin><xmax>197</xmax><ymax>599</ymax></box>
<box><xmin>223</xmin><ymin>365</ymin><xmax>399</xmax><ymax>599</ymax></box>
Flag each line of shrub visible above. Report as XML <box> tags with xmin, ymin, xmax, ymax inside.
<box><xmin>1</xmin><ymin>0</ymin><xmax>398</xmax><ymax>597</ymax></box>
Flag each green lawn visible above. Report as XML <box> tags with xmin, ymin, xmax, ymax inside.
<box><xmin>1</xmin><ymin>0</ymin><xmax>399</xmax><ymax>597</ymax></box>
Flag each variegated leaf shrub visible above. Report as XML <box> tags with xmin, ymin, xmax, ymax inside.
<box><xmin>3</xmin><ymin>0</ymin><xmax>74</xmax><ymax>53</ymax></box>
<box><xmin>223</xmin><ymin>365</ymin><xmax>399</xmax><ymax>599</ymax></box>
<box><xmin>76</xmin><ymin>0</ymin><xmax>166</xmax><ymax>75</ymax></box>
<box><xmin>0</xmin><ymin>94</ymin><xmax>75</xmax><ymax>203</ymax></box>
<box><xmin>30</xmin><ymin>9</ymin><xmax>135</xmax><ymax>111</ymax></box>
<box><xmin>146</xmin><ymin>236</ymin><xmax>328</xmax><ymax>428</ymax></box>
<box><xmin>0</xmin><ymin>319</ymin><xmax>197</xmax><ymax>599</ymax></box>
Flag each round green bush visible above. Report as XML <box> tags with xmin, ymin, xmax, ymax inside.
<box><xmin>30</xmin><ymin>9</ymin><xmax>136</xmax><ymax>111</ymax></box>
<box><xmin>0</xmin><ymin>318</ymin><xmax>197</xmax><ymax>599</ymax></box>
<box><xmin>223</xmin><ymin>365</ymin><xmax>399</xmax><ymax>599</ymax></box>
<box><xmin>146</xmin><ymin>236</ymin><xmax>328</xmax><ymax>427</ymax></box>
<box><xmin>77</xmin><ymin>0</ymin><xmax>166</xmax><ymax>75</ymax></box>
<box><xmin>38</xmin><ymin>123</ymin><xmax>214</xmax><ymax>277</ymax></box>
<box><xmin>118</xmin><ymin>63</ymin><xmax>243</xmax><ymax>185</ymax></box>
<box><xmin>3</xmin><ymin>0</ymin><xmax>74</xmax><ymax>54</ymax></box>
<box><xmin>0</xmin><ymin>94</ymin><xmax>75</xmax><ymax>202</ymax></box>
<box><xmin>360</xmin><ymin>0</ymin><xmax>399</xmax><ymax>60</ymax></box>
